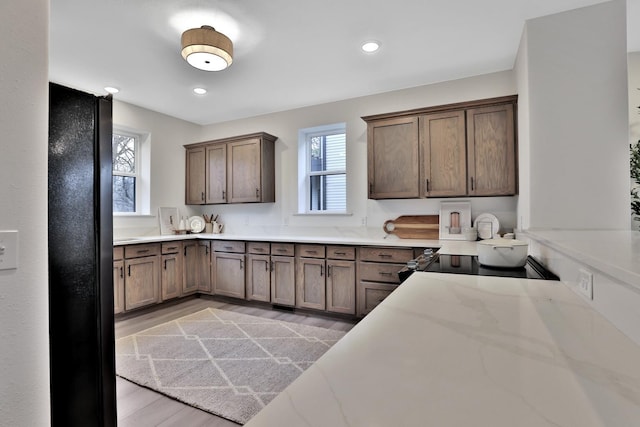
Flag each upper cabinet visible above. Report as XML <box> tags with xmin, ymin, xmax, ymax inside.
<box><xmin>185</xmin><ymin>132</ymin><xmax>277</xmax><ymax>205</ymax></box>
<box><xmin>363</xmin><ymin>95</ymin><xmax>517</xmax><ymax>199</ymax></box>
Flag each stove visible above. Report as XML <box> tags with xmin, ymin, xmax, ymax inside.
<box><xmin>399</xmin><ymin>253</ymin><xmax>559</xmax><ymax>282</ymax></box>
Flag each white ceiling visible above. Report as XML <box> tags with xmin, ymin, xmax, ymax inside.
<box><xmin>50</xmin><ymin>0</ymin><xmax>639</xmax><ymax>126</ymax></box>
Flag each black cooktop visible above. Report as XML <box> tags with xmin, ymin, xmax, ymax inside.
<box><xmin>400</xmin><ymin>253</ymin><xmax>559</xmax><ymax>282</ymax></box>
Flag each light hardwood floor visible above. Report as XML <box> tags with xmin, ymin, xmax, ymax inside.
<box><xmin>115</xmin><ymin>296</ymin><xmax>358</xmax><ymax>426</ymax></box>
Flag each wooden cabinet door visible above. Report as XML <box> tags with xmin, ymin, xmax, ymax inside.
<box><xmin>213</xmin><ymin>252</ymin><xmax>245</xmax><ymax>298</ymax></box>
<box><xmin>228</xmin><ymin>138</ymin><xmax>261</xmax><ymax>203</ymax></box>
<box><xmin>357</xmin><ymin>281</ymin><xmax>397</xmax><ymax>317</ymax></box>
<box><xmin>185</xmin><ymin>146</ymin><xmax>206</xmax><ymax>205</ymax></box>
<box><xmin>246</xmin><ymin>254</ymin><xmax>270</xmax><ymax>302</ymax></box>
<box><xmin>421</xmin><ymin>110</ymin><xmax>467</xmax><ymax>197</ymax></box>
<box><xmin>296</xmin><ymin>258</ymin><xmax>326</xmax><ymax>310</ymax></box>
<box><xmin>197</xmin><ymin>242</ymin><xmax>211</xmax><ymax>293</ymax></box>
<box><xmin>466</xmin><ymin>103</ymin><xmax>516</xmax><ymax>196</ymax></box>
<box><xmin>182</xmin><ymin>242</ymin><xmax>200</xmax><ymax>295</ymax></box>
<box><xmin>367</xmin><ymin>116</ymin><xmax>419</xmax><ymax>199</ymax></box>
<box><xmin>326</xmin><ymin>260</ymin><xmax>355</xmax><ymax>315</ymax></box>
<box><xmin>161</xmin><ymin>253</ymin><xmax>182</xmax><ymax>301</ymax></box>
<box><xmin>271</xmin><ymin>255</ymin><xmax>295</xmax><ymax>306</ymax></box>
<box><xmin>206</xmin><ymin>143</ymin><xmax>227</xmax><ymax>204</ymax></box>
<box><xmin>124</xmin><ymin>255</ymin><xmax>160</xmax><ymax>311</ymax></box>
<box><xmin>113</xmin><ymin>260</ymin><xmax>125</xmax><ymax>314</ymax></box>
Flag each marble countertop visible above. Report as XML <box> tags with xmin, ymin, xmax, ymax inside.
<box><xmin>246</xmin><ymin>272</ymin><xmax>640</xmax><ymax>426</ymax></box>
<box><xmin>521</xmin><ymin>229</ymin><xmax>640</xmax><ymax>289</ymax></box>
<box><xmin>113</xmin><ymin>226</ymin><xmax>480</xmax><ymax>251</ymax></box>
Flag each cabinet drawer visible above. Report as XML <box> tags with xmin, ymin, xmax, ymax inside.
<box><xmin>124</xmin><ymin>243</ymin><xmax>160</xmax><ymax>259</ymax></box>
<box><xmin>213</xmin><ymin>240</ymin><xmax>245</xmax><ymax>253</ymax></box>
<box><xmin>161</xmin><ymin>242</ymin><xmax>182</xmax><ymax>254</ymax></box>
<box><xmin>271</xmin><ymin>243</ymin><xmax>295</xmax><ymax>256</ymax></box>
<box><xmin>113</xmin><ymin>246</ymin><xmax>124</xmax><ymax>261</ymax></box>
<box><xmin>359</xmin><ymin>246</ymin><xmax>413</xmax><ymax>263</ymax></box>
<box><xmin>359</xmin><ymin>261</ymin><xmax>404</xmax><ymax>284</ymax></box>
<box><xmin>247</xmin><ymin>241</ymin><xmax>270</xmax><ymax>255</ymax></box>
<box><xmin>296</xmin><ymin>244</ymin><xmax>325</xmax><ymax>258</ymax></box>
<box><xmin>326</xmin><ymin>245</ymin><xmax>355</xmax><ymax>260</ymax></box>
<box><xmin>359</xmin><ymin>281</ymin><xmax>398</xmax><ymax>316</ymax></box>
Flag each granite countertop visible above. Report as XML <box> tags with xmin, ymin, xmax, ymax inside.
<box><xmin>245</xmin><ymin>272</ymin><xmax>640</xmax><ymax>426</ymax></box>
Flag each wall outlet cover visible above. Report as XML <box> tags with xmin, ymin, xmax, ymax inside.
<box><xmin>0</xmin><ymin>230</ymin><xmax>18</xmax><ymax>270</ymax></box>
<box><xmin>577</xmin><ymin>268</ymin><xmax>594</xmax><ymax>300</ymax></box>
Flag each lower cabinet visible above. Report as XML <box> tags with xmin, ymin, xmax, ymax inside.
<box><xmin>270</xmin><ymin>243</ymin><xmax>295</xmax><ymax>306</ymax></box>
<box><xmin>183</xmin><ymin>241</ymin><xmax>210</xmax><ymax>295</ymax></box>
<box><xmin>124</xmin><ymin>245</ymin><xmax>161</xmax><ymax>311</ymax></box>
<box><xmin>326</xmin><ymin>259</ymin><xmax>356</xmax><ymax>314</ymax></box>
<box><xmin>356</xmin><ymin>246</ymin><xmax>414</xmax><ymax>317</ymax></box>
<box><xmin>213</xmin><ymin>240</ymin><xmax>246</xmax><ymax>298</ymax></box>
<box><xmin>246</xmin><ymin>242</ymin><xmax>272</xmax><ymax>302</ymax></box>
<box><xmin>296</xmin><ymin>257</ymin><xmax>326</xmax><ymax>310</ymax></box>
<box><xmin>161</xmin><ymin>242</ymin><xmax>183</xmax><ymax>301</ymax></box>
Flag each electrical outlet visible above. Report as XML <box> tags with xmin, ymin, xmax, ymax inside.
<box><xmin>577</xmin><ymin>268</ymin><xmax>594</xmax><ymax>300</ymax></box>
<box><xmin>0</xmin><ymin>231</ymin><xmax>18</xmax><ymax>271</ymax></box>
<box><xmin>361</xmin><ymin>217</ymin><xmax>367</xmax><ymax>226</ymax></box>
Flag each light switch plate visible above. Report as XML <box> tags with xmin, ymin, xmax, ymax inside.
<box><xmin>0</xmin><ymin>231</ymin><xmax>18</xmax><ymax>270</ymax></box>
<box><xmin>577</xmin><ymin>268</ymin><xmax>593</xmax><ymax>300</ymax></box>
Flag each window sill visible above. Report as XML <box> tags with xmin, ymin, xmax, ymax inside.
<box><xmin>113</xmin><ymin>213</ymin><xmax>155</xmax><ymax>218</ymax></box>
<box><xmin>294</xmin><ymin>212</ymin><xmax>353</xmax><ymax>216</ymax></box>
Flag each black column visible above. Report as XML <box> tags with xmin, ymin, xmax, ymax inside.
<box><xmin>48</xmin><ymin>83</ymin><xmax>116</xmax><ymax>426</ymax></box>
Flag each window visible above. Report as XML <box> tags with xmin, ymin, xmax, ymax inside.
<box><xmin>112</xmin><ymin>132</ymin><xmax>137</xmax><ymax>212</ymax></box>
<box><xmin>298</xmin><ymin>123</ymin><xmax>347</xmax><ymax>213</ymax></box>
<box><xmin>112</xmin><ymin>128</ymin><xmax>150</xmax><ymax>214</ymax></box>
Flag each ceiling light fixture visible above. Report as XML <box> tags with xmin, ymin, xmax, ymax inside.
<box><xmin>361</xmin><ymin>41</ymin><xmax>380</xmax><ymax>53</ymax></box>
<box><xmin>104</xmin><ymin>86</ymin><xmax>120</xmax><ymax>94</ymax></box>
<box><xmin>181</xmin><ymin>25</ymin><xmax>233</xmax><ymax>71</ymax></box>
<box><xmin>193</xmin><ymin>87</ymin><xmax>207</xmax><ymax>95</ymax></box>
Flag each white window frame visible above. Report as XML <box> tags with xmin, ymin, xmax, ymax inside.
<box><xmin>297</xmin><ymin>123</ymin><xmax>347</xmax><ymax>214</ymax></box>
<box><xmin>112</xmin><ymin>127</ymin><xmax>151</xmax><ymax>216</ymax></box>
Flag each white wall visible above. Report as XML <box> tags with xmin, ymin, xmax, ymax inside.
<box><xmin>520</xmin><ymin>0</ymin><xmax>630</xmax><ymax>230</ymax></box>
<box><xmin>514</xmin><ymin>27</ymin><xmax>531</xmax><ymax>231</ymax></box>
<box><xmin>0</xmin><ymin>0</ymin><xmax>50</xmax><ymax>425</ymax></box>
<box><xmin>193</xmin><ymin>71</ymin><xmax>519</xmax><ymax>234</ymax></box>
<box><xmin>112</xmin><ymin>101</ymin><xmax>201</xmax><ymax>239</ymax></box>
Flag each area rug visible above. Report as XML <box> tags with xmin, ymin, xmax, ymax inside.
<box><xmin>115</xmin><ymin>308</ymin><xmax>347</xmax><ymax>425</ymax></box>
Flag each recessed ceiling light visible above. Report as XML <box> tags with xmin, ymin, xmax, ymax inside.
<box><xmin>104</xmin><ymin>86</ymin><xmax>119</xmax><ymax>94</ymax></box>
<box><xmin>361</xmin><ymin>41</ymin><xmax>380</xmax><ymax>53</ymax></box>
<box><xmin>193</xmin><ymin>87</ymin><xmax>207</xmax><ymax>95</ymax></box>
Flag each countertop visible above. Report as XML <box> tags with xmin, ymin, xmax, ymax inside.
<box><xmin>113</xmin><ymin>226</ymin><xmax>480</xmax><ymax>252</ymax></box>
<box><xmin>245</xmin><ymin>272</ymin><xmax>640</xmax><ymax>426</ymax></box>
<box><xmin>521</xmin><ymin>229</ymin><xmax>640</xmax><ymax>290</ymax></box>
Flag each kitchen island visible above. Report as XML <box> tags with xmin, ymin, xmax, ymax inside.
<box><xmin>245</xmin><ymin>272</ymin><xmax>640</xmax><ymax>426</ymax></box>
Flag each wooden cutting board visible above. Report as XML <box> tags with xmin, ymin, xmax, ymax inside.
<box><xmin>383</xmin><ymin>215</ymin><xmax>440</xmax><ymax>239</ymax></box>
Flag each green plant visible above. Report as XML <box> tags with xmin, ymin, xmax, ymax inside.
<box><xmin>632</xmin><ymin>140</ymin><xmax>640</xmax><ymax>222</ymax></box>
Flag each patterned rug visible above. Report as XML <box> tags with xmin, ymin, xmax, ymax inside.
<box><xmin>115</xmin><ymin>308</ymin><xmax>347</xmax><ymax>425</ymax></box>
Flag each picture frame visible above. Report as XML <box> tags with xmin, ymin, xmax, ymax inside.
<box><xmin>439</xmin><ymin>201</ymin><xmax>472</xmax><ymax>240</ymax></box>
<box><xmin>158</xmin><ymin>207</ymin><xmax>179</xmax><ymax>235</ymax></box>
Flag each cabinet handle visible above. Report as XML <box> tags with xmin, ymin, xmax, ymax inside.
<box><xmin>276</xmin><ymin>248</ymin><xmax>287</xmax><ymax>253</ymax></box>
<box><xmin>378</xmin><ymin>254</ymin><xmax>392</xmax><ymax>259</ymax></box>
<box><xmin>240</xmin><ymin>260</ymin><xmax>244</xmax><ymax>270</ymax></box>
<box><xmin>470</xmin><ymin>177</ymin><xmax>475</xmax><ymax>191</ymax></box>
<box><xmin>167</xmin><ymin>246</ymin><xmax>177</xmax><ymax>251</ymax></box>
<box><xmin>327</xmin><ymin>265</ymin><xmax>332</xmax><ymax>277</ymax></box>
<box><xmin>222</xmin><ymin>190</ymin><xmax>226</xmax><ymax>199</ymax></box>
<box><xmin>164</xmin><ymin>260</ymin><xmax>167</xmax><ymax>270</ymax></box>
<box><xmin>369</xmin><ymin>182</ymin><xmax>373</xmax><ymax>195</ymax></box>
<box><xmin>119</xmin><ymin>267</ymin><xmax>123</xmax><ymax>279</ymax></box>
<box><xmin>270</xmin><ymin>260</ymin><xmax>274</xmax><ymax>271</ymax></box>
<box><xmin>334</xmin><ymin>251</ymin><xmax>346</xmax><ymax>256</ymax></box>
<box><xmin>256</xmin><ymin>188</ymin><xmax>259</xmax><ymax>199</ymax></box>
<box><xmin>320</xmin><ymin>265</ymin><xmax>324</xmax><ymax>276</ymax></box>
<box><xmin>136</xmin><ymin>249</ymin><xmax>150</xmax><ymax>254</ymax></box>
<box><xmin>127</xmin><ymin>265</ymin><xmax>131</xmax><ymax>276</ymax></box>
<box><xmin>425</xmin><ymin>178</ymin><xmax>430</xmax><ymax>193</ymax></box>
<box><xmin>265</xmin><ymin>260</ymin><xmax>269</xmax><ymax>271</ymax></box>
<box><xmin>306</xmin><ymin>250</ymin><xmax>318</xmax><ymax>255</ymax></box>
<box><xmin>379</xmin><ymin>272</ymin><xmax>393</xmax><ymax>276</ymax></box>
<box><xmin>205</xmin><ymin>246</ymin><xmax>209</xmax><ymax>255</ymax></box>
<box><xmin>201</xmin><ymin>192</ymin><xmax>204</xmax><ymax>201</ymax></box>
<box><xmin>224</xmin><ymin>246</ymin><xmax>233</xmax><ymax>251</ymax></box>
<box><xmin>184</xmin><ymin>247</ymin><xmax>187</xmax><ymax>256</ymax></box>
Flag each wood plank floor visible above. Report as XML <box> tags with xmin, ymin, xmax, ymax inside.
<box><xmin>115</xmin><ymin>296</ymin><xmax>358</xmax><ymax>426</ymax></box>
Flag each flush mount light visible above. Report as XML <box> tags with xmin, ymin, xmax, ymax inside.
<box><xmin>181</xmin><ymin>25</ymin><xmax>233</xmax><ymax>71</ymax></box>
<box><xmin>361</xmin><ymin>41</ymin><xmax>380</xmax><ymax>53</ymax></box>
<box><xmin>104</xmin><ymin>86</ymin><xmax>120</xmax><ymax>94</ymax></box>
<box><xmin>193</xmin><ymin>87</ymin><xmax>207</xmax><ymax>95</ymax></box>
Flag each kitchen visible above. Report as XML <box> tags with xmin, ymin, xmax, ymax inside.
<box><xmin>3</xmin><ymin>0</ymin><xmax>640</xmax><ymax>426</ymax></box>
